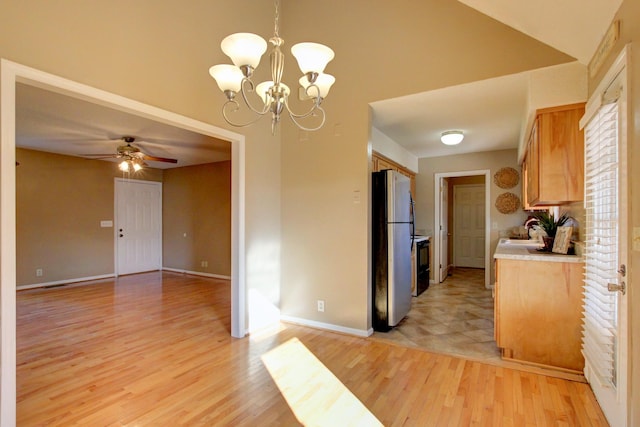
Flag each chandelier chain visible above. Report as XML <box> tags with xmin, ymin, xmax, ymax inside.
<box><xmin>273</xmin><ymin>0</ymin><xmax>280</xmax><ymax>38</ymax></box>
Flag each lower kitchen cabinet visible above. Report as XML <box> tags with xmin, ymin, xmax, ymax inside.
<box><xmin>494</xmin><ymin>258</ymin><xmax>584</xmax><ymax>373</ymax></box>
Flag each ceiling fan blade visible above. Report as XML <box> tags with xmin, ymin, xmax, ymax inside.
<box><xmin>142</xmin><ymin>154</ymin><xmax>178</xmax><ymax>164</ymax></box>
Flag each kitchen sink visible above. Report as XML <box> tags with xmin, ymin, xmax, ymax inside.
<box><xmin>501</xmin><ymin>238</ymin><xmax>542</xmax><ymax>246</ymax></box>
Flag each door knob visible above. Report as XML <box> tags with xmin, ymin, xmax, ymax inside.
<box><xmin>119</xmin><ymin>234</ymin><xmax>123</xmax><ymax>237</ymax></box>
<box><xmin>607</xmin><ymin>281</ymin><xmax>626</xmax><ymax>295</ymax></box>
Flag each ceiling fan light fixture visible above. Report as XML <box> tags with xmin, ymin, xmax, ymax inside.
<box><xmin>119</xmin><ymin>160</ymin><xmax>130</xmax><ymax>172</ymax></box>
<box><xmin>441</xmin><ymin>130</ymin><xmax>464</xmax><ymax>145</ymax></box>
<box><xmin>132</xmin><ymin>162</ymin><xmax>143</xmax><ymax>172</ymax></box>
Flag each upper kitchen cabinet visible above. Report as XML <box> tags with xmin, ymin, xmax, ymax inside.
<box><xmin>523</xmin><ymin>103</ymin><xmax>585</xmax><ymax>207</ymax></box>
<box><xmin>372</xmin><ymin>151</ymin><xmax>416</xmax><ymax>200</ymax></box>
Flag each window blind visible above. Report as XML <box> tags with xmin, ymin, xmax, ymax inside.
<box><xmin>582</xmin><ymin>100</ymin><xmax>619</xmax><ymax>387</ymax></box>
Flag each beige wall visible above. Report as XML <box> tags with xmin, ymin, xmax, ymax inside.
<box><xmin>16</xmin><ymin>148</ymin><xmax>163</xmax><ymax>285</ymax></box>
<box><xmin>416</xmin><ymin>149</ymin><xmax>527</xmax><ymax>284</ymax></box>
<box><xmin>587</xmin><ymin>0</ymin><xmax>640</xmax><ymax>423</ymax></box>
<box><xmin>17</xmin><ymin>150</ymin><xmax>232</xmax><ymax>285</ymax></box>
<box><xmin>163</xmin><ymin>162</ymin><xmax>231</xmax><ymax>276</ymax></box>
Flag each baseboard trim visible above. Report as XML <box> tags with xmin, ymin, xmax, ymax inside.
<box><xmin>17</xmin><ymin>273</ymin><xmax>116</xmax><ymax>290</ymax></box>
<box><xmin>18</xmin><ymin>269</ymin><xmax>230</xmax><ymax>291</ymax></box>
<box><xmin>162</xmin><ymin>267</ymin><xmax>231</xmax><ymax>280</ymax></box>
<box><xmin>280</xmin><ymin>315</ymin><xmax>373</xmax><ymax>337</ymax></box>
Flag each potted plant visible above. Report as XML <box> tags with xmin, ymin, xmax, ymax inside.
<box><xmin>535</xmin><ymin>211</ymin><xmax>572</xmax><ymax>251</ymax></box>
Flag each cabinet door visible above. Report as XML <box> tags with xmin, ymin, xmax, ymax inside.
<box><xmin>497</xmin><ymin>259</ymin><xmax>584</xmax><ymax>371</ymax></box>
<box><xmin>376</xmin><ymin>157</ymin><xmax>395</xmax><ymax>172</ymax></box>
<box><xmin>526</xmin><ymin>120</ymin><xmax>540</xmax><ymax>205</ymax></box>
<box><xmin>543</xmin><ymin>106</ymin><xmax>584</xmax><ymax>203</ymax></box>
<box><xmin>522</xmin><ymin>153</ymin><xmax>545</xmax><ymax>210</ymax></box>
<box><xmin>494</xmin><ymin>260</ymin><xmax>500</xmax><ymax>344</ymax></box>
<box><xmin>528</xmin><ymin>103</ymin><xmax>585</xmax><ymax>205</ymax></box>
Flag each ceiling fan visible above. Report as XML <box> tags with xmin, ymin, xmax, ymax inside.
<box><xmin>84</xmin><ymin>136</ymin><xmax>177</xmax><ymax>172</ymax></box>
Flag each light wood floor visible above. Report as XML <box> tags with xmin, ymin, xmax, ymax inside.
<box><xmin>17</xmin><ymin>272</ymin><xmax>609</xmax><ymax>426</ymax></box>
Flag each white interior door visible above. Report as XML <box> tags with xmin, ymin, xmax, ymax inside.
<box><xmin>439</xmin><ymin>177</ymin><xmax>449</xmax><ymax>282</ymax></box>
<box><xmin>580</xmin><ymin>49</ymin><xmax>628</xmax><ymax>427</ymax></box>
<box><xmin>454</xmin><ymin>184</ymin><xmax>485</xmax><ymax>268</ymax></box>
<box><xmin>115</xmin><ymin>178</ymin><xmax>162</xmax><ymax>275</ymax></box>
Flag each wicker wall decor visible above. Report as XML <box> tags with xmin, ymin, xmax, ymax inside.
<box><xmin>495</xmin><ymin>192</ymin><xmax>520</xmax><ymax>214</ymax></box>
<box><xmin>493</xmin><ymin>167</ymin><xmax>520</xmax><ymax>189</ymax></box>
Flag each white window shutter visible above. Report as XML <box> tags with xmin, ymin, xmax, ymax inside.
<box><xmin>582</xmin><ymin>100</ymin><xmax>619</xmax><ymax>387</ymax></box>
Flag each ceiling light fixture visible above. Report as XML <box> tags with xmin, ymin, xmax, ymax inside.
<box><xmin>118</xmin><ymin>157</ymin><xmax>144</xmax><ymax>173</ymax></box>
<box><xmin>441</xmin><ymin>130</ymin><xmax>464</xmax><ymax>145</ymax></box>
<box><xmin>208</xmin><ymin>0</ymin><xmax>335</xmax><ymax>134</ymax></box>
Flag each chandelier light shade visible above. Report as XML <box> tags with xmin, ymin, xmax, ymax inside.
<box><xmin>299</xmin><ymin>73</ymin><xmax>335</xmax><ymax>99</ymax></box>
<box><xmin>220</xmin><ymin>33</ymin><xmax>268</xmax><ymax>69</ymax></box>
<box><xmin>441</xmin><ymin>130</ymin><xmax>464</xmax><ymax>145</ymax></box>
<box><xmin>208</xmin><ymin>64</ymin><xmax>244</xmax><ymax>93</ymax></box>
<box><xmin>290</xmin><ymin>42</ymin><xmax>335</xmax><ymax>74</ymax></box>
<box><xmin>208</xmin><ymin>0</ymin><xmax>335</xmax><ymax>134</ymax></box>
<box><xmin>256</xmin><ymin>81</ymin><xmax>291</xmax><ymax>105</ymax></box>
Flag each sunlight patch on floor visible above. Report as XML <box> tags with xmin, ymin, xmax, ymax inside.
<box><xmin>261</xmin><ymin>337</ymin><xmax>383</xmax><ymax>427</ymax></box>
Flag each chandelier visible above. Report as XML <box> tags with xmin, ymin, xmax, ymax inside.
<box><xmin>208</xmin><ymin>0</ymin><xmax>335</xmax><ymax>134</ymax></box>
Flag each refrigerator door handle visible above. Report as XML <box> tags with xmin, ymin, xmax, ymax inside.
<box><xmin>410</xmin><ymin>192</ymin><xmax>415</xmax><ymax>251</ymax></box>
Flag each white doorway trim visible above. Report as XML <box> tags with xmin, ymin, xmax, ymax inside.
<box><xmin>433</xmin><ymin>170</ymin><xmax>490</xmax><ymax>287</ymax></box>
<box><xmin>1</xmin><ymin>59</ymin><xmax>246</xmax><ymax>425</ymax></box>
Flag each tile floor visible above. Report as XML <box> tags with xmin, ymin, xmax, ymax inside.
<box><xmin>372</xmin><ymin>267</ymin><xmax>501</xmax><ymax>363</ymax></box>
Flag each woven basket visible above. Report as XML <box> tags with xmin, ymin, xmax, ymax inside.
<box><xmin>493</xmin><ymin>167</ymin><xmax>520</xmax><ymax>189</ymax></box>
<box><xmin>495</xmin><ymin>192</ymin><xmax>520</xmax><ymax>214</ymax></box>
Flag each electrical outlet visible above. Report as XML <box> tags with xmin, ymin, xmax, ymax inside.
<box><xmin>36</xmin><ymin>268</ymin><xmax>43</xmax><ymax>277</ymax></box>
<box><xmin>317</xmin><ymin>300</ymin><xmax>325</xmax><ymax>312</ymax></box>
<box><xmin>200</xmin><ymin>261</ymin><xmax>208</xmax><ymax>268</ymax></box>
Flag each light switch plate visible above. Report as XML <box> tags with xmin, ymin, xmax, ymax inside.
<box><xmin>100</xmin><ymin>220</ymin><xmax>113</xmax><ymax>228</ymax></box>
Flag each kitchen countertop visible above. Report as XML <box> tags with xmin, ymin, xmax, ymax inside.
<box><xmin>494</xmin><ymin>238</ymin><xmax>583</xmax><ymax>263</ymax></box>
<box><xmin>413</xmin><ymin>235</ymin><xmax>430</xmax><ymax>243</ymax></box>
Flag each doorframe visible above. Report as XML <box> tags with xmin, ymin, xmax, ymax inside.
<box><xmin>114</xmin><ymin>178</ymin><xmax>163</xmax><ymax>276</ymax></box>
<box><xmin>434</xmin><ymin>170</ymin><xmax>490</xmax><ymax>287</ymax></box>
<box><xmin>1</xmin><ymin>59</ymin><xmax>246</xmax><ymax>424</ymax></box>
<box><xmin>579</xmin><ymin>44</ymin><xmax>629</xmax><ymax>427</ymax></box>
<box><xmin>438</xmin><ymin>176</ymin><xmax>450</xmax><ymax>281</ymax></box>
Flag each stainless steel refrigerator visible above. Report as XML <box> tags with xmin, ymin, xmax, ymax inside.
<box><xmin>372</xmin><ymin>169</ymin><xmax>414</xmax><ymax>332</ymax></box>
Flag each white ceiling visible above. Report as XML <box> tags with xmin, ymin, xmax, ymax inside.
<box><xmin>371</xmin><ymin>0</ymin><xmax>622</xmax><ymax>159</ymax></box>
<box><xmin>16</xmin><ymin>83</ymin><xmax>231</xmax><ymax>169</ymax></box>
<box><xmin>371</xmin><ymin>73</ymin><xmax>529</xmax><ymax>159</ymax></box>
